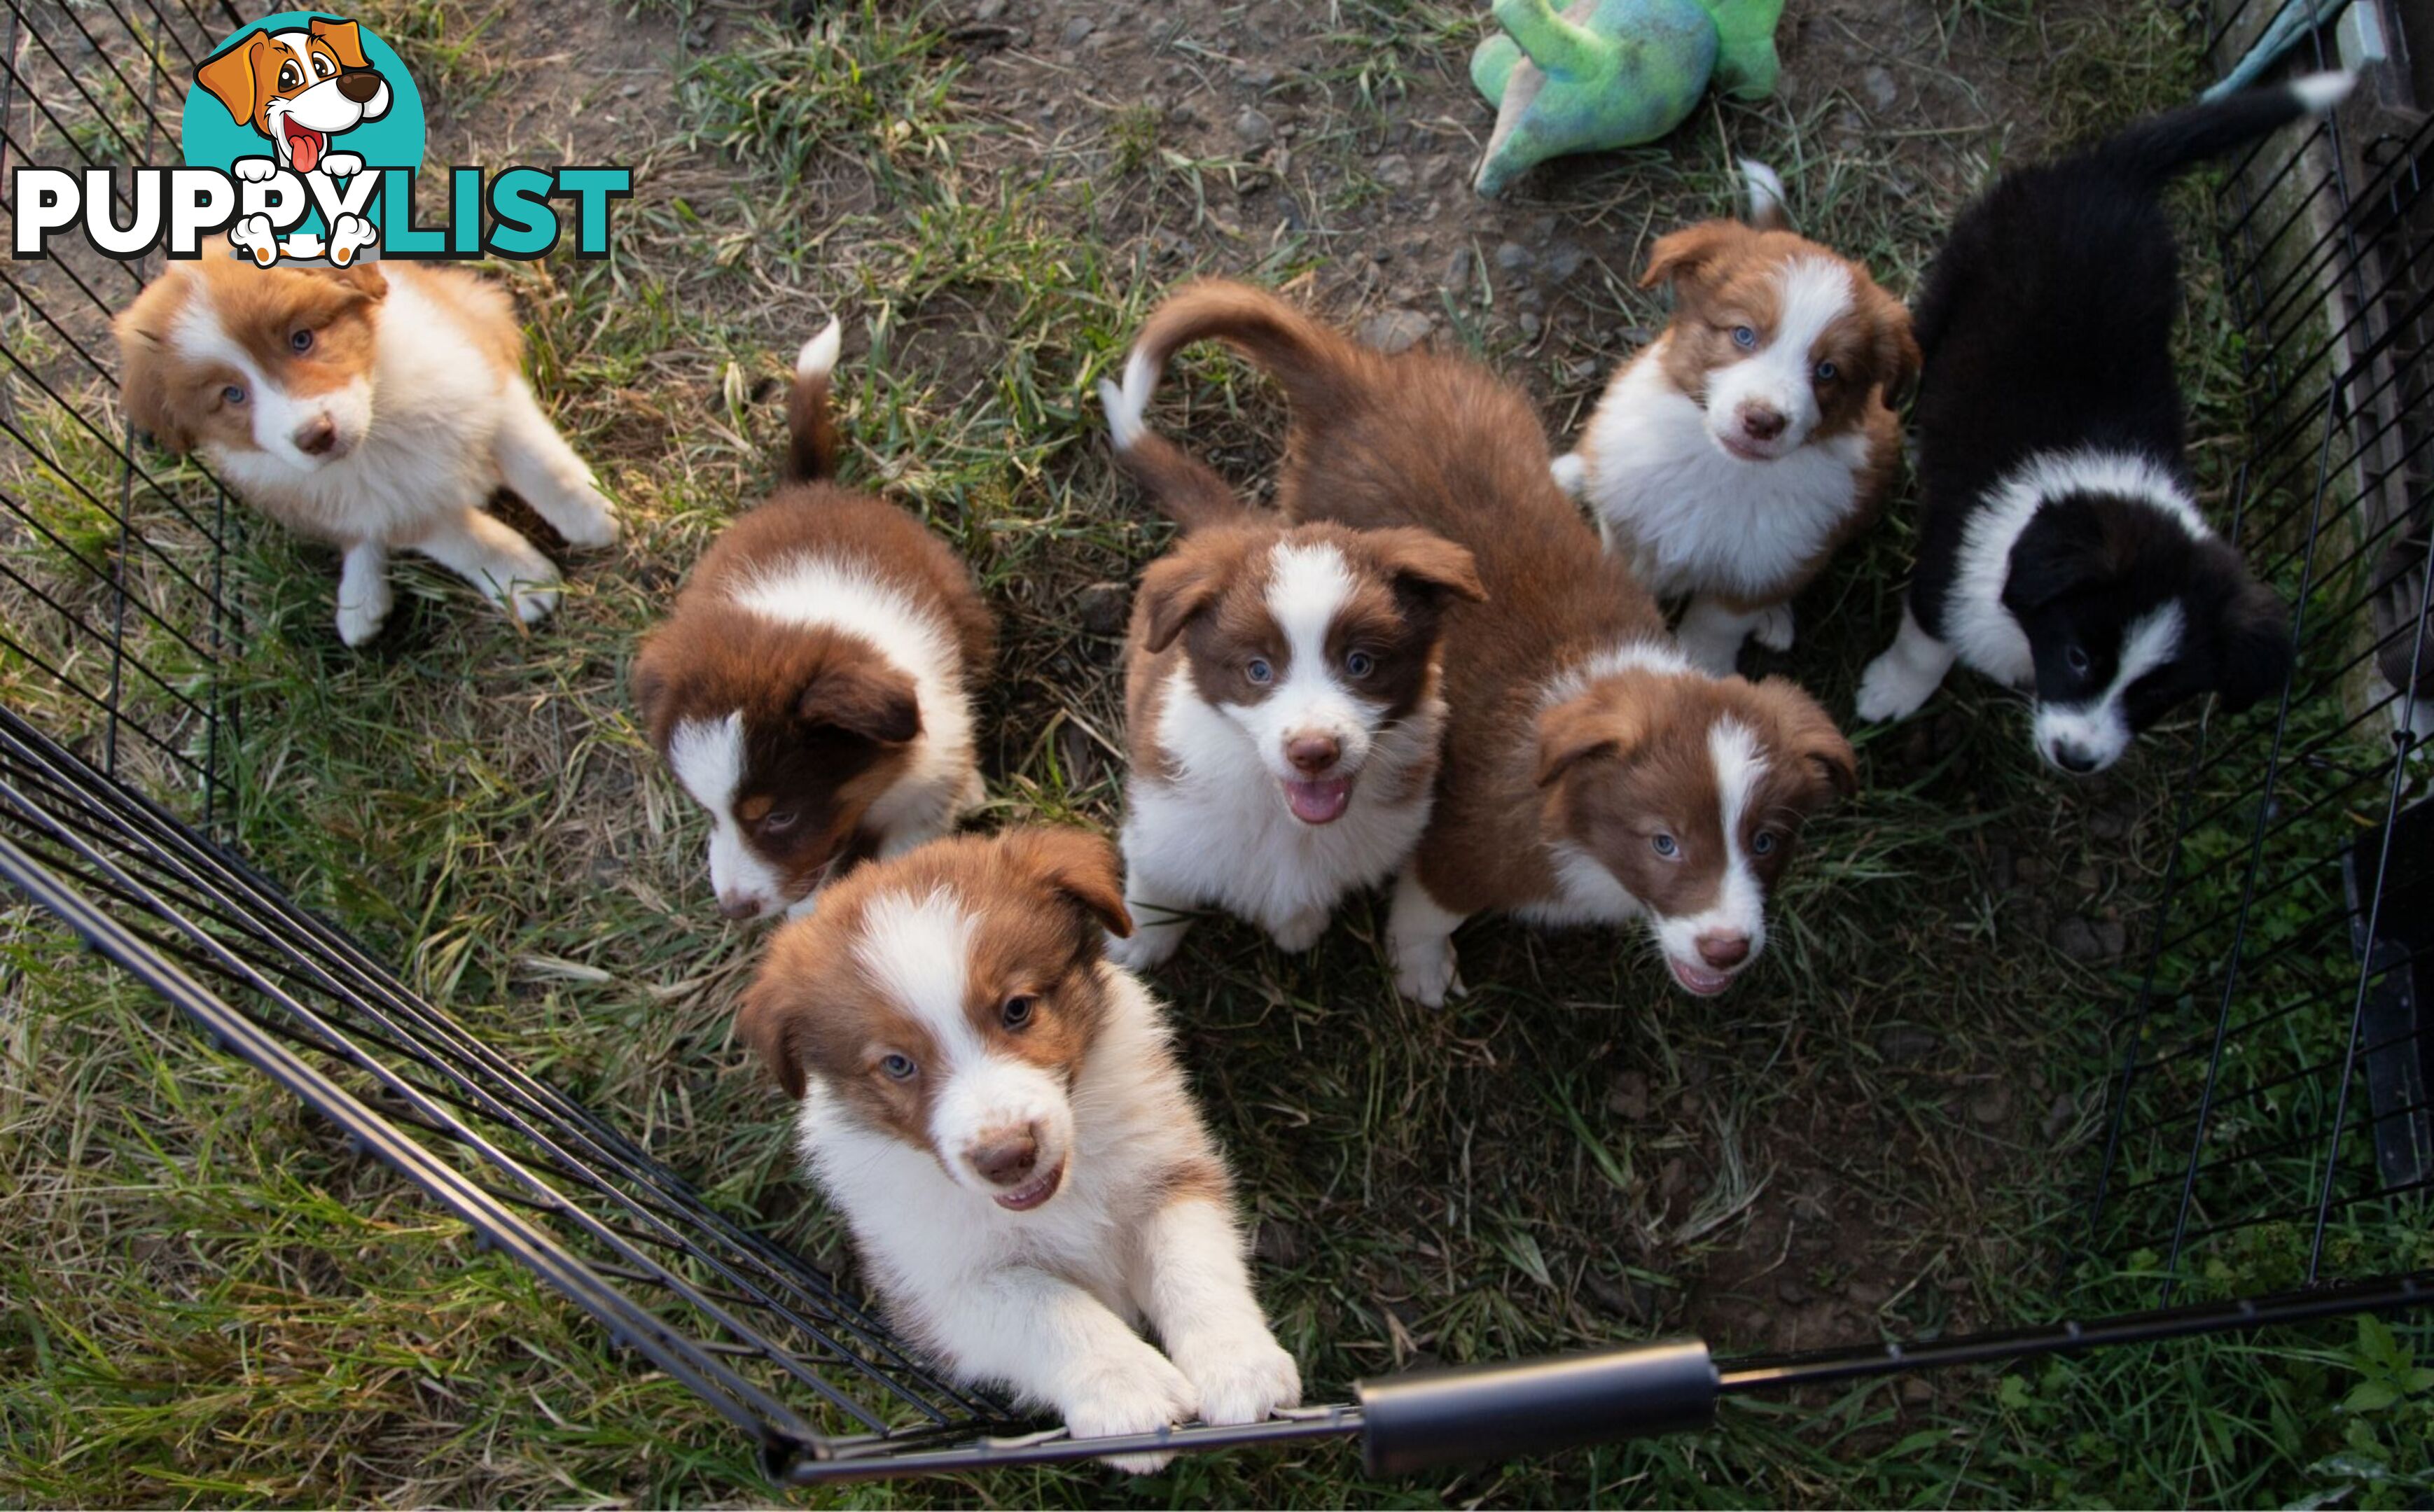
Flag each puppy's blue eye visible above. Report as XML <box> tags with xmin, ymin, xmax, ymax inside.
<box><xmin>1732</xmin><ymin>326</ymin><xmax>1758</xmax><ymax>349</ymax></box>
<box><xmin>1814</xmin><ymin>359</ymin><xmax>1837</xmax><ymax>381</ymax></box>
<box><xmin>221</xmin><ymin>384</ymin><xmax>246</xmax><ymax>405</ymax></box>
<box><xmin>291</xmin><ymin>329</ymin><xmax>314</xmax><ymax>354</ymax></box>
<box><xmin>1345</xmin><ymin>650</ymin><xmax>1375</xmax><ymax>678</ymax></box>
<box><xmin>1751</xmin><ymin>831</ymin><xmax>1778</xmax><ymax>855</ymax></box>
<box><xmin>1651</xmin><ymin>833</ymin><xmax>1679</xmax><ymax>858</ymax></box>
<box><xmin>879</xmin><ymin>1054</ymin><xmax>917</xmax><ymax>1080</ymax></box>
<box><xmin>2066</xmin><ymin>645</ymin><xmax>2092</xmax><ymax>677</ymax></box>
<box><xmin>1246</xmin><ymin>658</ymin><xmax>1273</xmax><ymax>685</ymax></box>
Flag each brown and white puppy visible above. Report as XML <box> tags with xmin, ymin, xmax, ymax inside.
<box><xmin>631</xmin><ymin>322</ymin><xmax>994</xmax><ymax>923</ymax></box>
<box><xmin>114</xmin><ymin>251</ymin><xmax>618</xmax><ymax>645</ymax></box>
<box><xmin>1114</xmin><ymin>280</ymin><xmax>1859</xmax><ymax>1003</ymax></box>
<box><xmin>1554</xmin><ymin>162</ymin><xmax>1918</xmax><ymax>676</ymax></box>
<box><xmin>738</xmin><ymin>827</ymin><xmax>1300</xmax><ymax>1471</ymax></box>
<box><xmin>1096</xmin><ymin>394</ymin><xmax>1483</xmax><ymax>965</ymax></box>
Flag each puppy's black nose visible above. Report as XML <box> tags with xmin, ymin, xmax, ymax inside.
<box><xmin>2052</xmin><ymin>743</ymin><xmax>2101</xmax><ymax>774</ymax></box>
<box><xmin>336</xmin><ymin>69</ymin><xmax>382</xmax><ymax>103</ymax></box>
<box><xmin>968</xmin><ymin>1129</ymin><xmax>1039</xmax><ymax>1186</ymax></box>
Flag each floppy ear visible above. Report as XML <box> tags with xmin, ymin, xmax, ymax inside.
<box><xmin>629</xmin><ymin>636</ymin><xmax>675</xmax><ymax>747</ymax></box>
<box><xmin>2001</xmin><ymin>501</ymin><xmax>2114</xmax><ymax>617</ymax></box>
<box><xmin>1756</xmin><ymin>677</ymin><xmax>1861</xmax><ymax>802</ymax></box>
<box><xmin>111</xmin><ymin>320</ymin><xmax>195</xmax><ymax>455</ymax></box>
<box><xmin>1008</xmin><ymin>825</ymin><xmax>1133</xmax><ymax>939</ymax></box>
<box><xmin>321</xmin><ymin>262</ymin><xmax>389</xmax><ymax>303</ymax></box>
<box><xmin>2213</xmin><ymin>577</ymin><xmax>2293</xmax><ymax>713</ymax></box>
<box><xmin>798</xmin><ymin>662</ymin><xmax>921</xmax><ymax>745</ymax></box>
<box><xmin>1370</xmin><ymin>528</ymin><xmax>1487</xmax><ymax>606</ymax></box>
<box><xmin>195</xmin><ymin>34</ymin><xmax>267</xmax><ymax>130</ymax></box>
<box><xmin>735</xmin><ymin>946</ymin><xmax>812</xmax><ymax>1100</ymax></box>
<box><xmin>1534</xmin><ymin>692</ymin><xmax>1645</xmax><ymax>789</ymax></box>
<box><xmin>1135</xmin><ymin>550</ymin><xmax>1226</xmax><ymax>654</ymax></box>
<box><xmin>309</xmin><ymin>17</ymin><xmax>373</xmax><ymax>69</ymax></box>
<box><xmin>1639</xmin><ymin>220</ymin><xmax>1755</xmax><ymax>303</ymax></box>
<box><xmin>1872</xmin><ymin>294</ymin><xmax>1923</xmax><ymax>405</ymax></box>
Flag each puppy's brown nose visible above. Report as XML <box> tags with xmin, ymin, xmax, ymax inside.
<box><xmin>1286</xmin><ymin>735</ymin><xmax>1340</xmax><ymax>775</ymax></box>
<box><xmin>336</xmin><ymin>69</ymin><xmax>383</xmax><ymax>103</ymax></box>
<box><xmin>1696</xmin><ymin>932</ymin><xmax>1751</xmax><ymax>969</ymax></box>
<box><xmin>716</xmin><ymin>895</ymin><xmax>763</xmax><ymax>921</ymax></box>
<box><xmin>294</xmin><ymin>417</ymin><xmax>338</xmax><ymax>456</ymax></box>
<box><xmin>1739</xmin><ymin>405</ymin><xmax>1787</xmax><ymax>442</ymax></box>
<box><xmin>968</xmin><ymin>1128</ymin><xmax>1039</xmax><ymax>1186</ymax></box>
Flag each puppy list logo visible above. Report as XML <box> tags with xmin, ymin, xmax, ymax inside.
<box><xmin>11</xmin><ymin>10</ymin><xmax>627</xmax><ymax>266</ymax></box>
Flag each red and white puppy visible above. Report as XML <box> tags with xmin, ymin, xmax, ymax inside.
<box><xmin>632</xmin><ymin>323</ymin><xmax>994</xmax><ymax>922</ymax></box>
<box><xmin>1118</xmin><ymin>281</ymin><xmax>1858</xmax><ymax>1004</ymax></box>
<box><xmin>738</xmin><ymin>828</ymin><xmax>1300</xmax><ymax>1471</ymax></box>
<box><xmin>114</xmin><ymin>252</ymin><xmax>618</xmax><ymax>644</ymax></box>
<box><xmin>1097</xmin><ymin>380</ymin><xmax>1483</xmax><ymax>966</ymax></box>
<box><xmin>1554</xmin><ymin>163</ymin><xmax>1917</xmax><ymax>676</ymax></box>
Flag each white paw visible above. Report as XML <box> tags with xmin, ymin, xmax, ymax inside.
<box><xmin>1105</xmin><ymin>922</ymin><xmax>1183</xmax><ymax>972</ymax></box>
<box><xmin>1173</xmin><ymin>1324</ymin><xmax>1302</xmax><ymax>1427</ymax></box>
<box><xmin>510</xmin><ymin>579</ymin><xmax>561</xmax><ymax>626</ymax></box>
<box><xmin>1856</xmin><ymin>651</ymin><xmax>1933</xmax><ymax>723</ymax></box>
<box><xmin>1392</xmin><ymin>931</ymin><xmax>1461</xmax><ymax>1008</ymax></box>
<box><xmin>232</xmin><ymin>157</ymin><xmax>279</xmax><ymax>183</ymax></box>
<box><xmin>1062</xmin><ymin>1346</ymin><xmax>1200</xmax><ymax>1475</ymax></box>
<box><xmin>328</xmin><ymin>212</ymin><xmax>376</xmax><ymax>267</ymax></box>
<box><xmin>552</xmin><ymin>486</ymin><xmax>621</xmax><ymax>547</ymax></box>
<box><xmin>1265</xmin><ymin>906</ymin><xmax>1330</xmax><ymax>954</ymax></box>
<box><xmin>319</xmin><ymin>151</ymin><xmax>363</xmax><ymax>178</ymax></box>
<box><xmin>1753</xmin><ymin>603</ymin><xmax>1795</xmax><ymax>652</ymax></box>
<box><xmin>334</xmin><ymin>582</ymin><xmax>393</xmax><ymax>646</ymax></box>
<box><xmin>228</xmin><ymin>214</ymin><xmax>280</xmax><ymax>266</ymax></box>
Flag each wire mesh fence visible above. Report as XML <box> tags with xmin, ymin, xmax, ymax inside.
<box><xmin>1</xmin><ymin>0</ymin><xmax>2428</xmax><ymax>1484</ymax></box>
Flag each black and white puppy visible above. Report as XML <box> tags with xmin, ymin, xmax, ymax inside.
<box><xmin>1857</xmin><ymin>74</ymin><xmax>2351</xmax><ymax>773</ymax></box>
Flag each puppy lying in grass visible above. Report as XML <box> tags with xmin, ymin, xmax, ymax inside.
<box><xmin>737</xmin><ymin>827</ymin><xmax>1301</xmax><ymax>1471</ymax></box>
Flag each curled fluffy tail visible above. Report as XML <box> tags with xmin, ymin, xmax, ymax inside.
<box><xmin>2091</xmin><ymin>71</ymin><xmax>2353</xmax><ymax>186</ymax></box>
<box><xmin>1101</xmin><ymin>280</ymin><xmax>1374</xmax><ymax>532</ymax></box>
<box><xmin>785</xmin><ymin>317</ymin><xmax>843</xmax><ymax>484</ymax></box>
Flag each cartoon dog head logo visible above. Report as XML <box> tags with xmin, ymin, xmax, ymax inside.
<box><xmin>195</xmin><ymin>17</ymin><xmax>392</xmax><ymax>179</ymax></box>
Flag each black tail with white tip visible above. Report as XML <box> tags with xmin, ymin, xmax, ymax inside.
<box><xmin>2090</xmin><ymin>71</ymin><xmax>2353</xmax><ymax>187</ymax></box>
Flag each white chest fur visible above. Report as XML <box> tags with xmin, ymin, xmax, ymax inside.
<box><xmin>1577</xmin><ymin>346</ymin><xmax>1871</xmax><ymax>602</ymax></box>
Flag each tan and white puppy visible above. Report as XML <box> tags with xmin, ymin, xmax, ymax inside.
<box><xmin>1555</xmin><ymin>163</ymin><xmax>1917</xmax><ymax>676</ymax></box>
<box><xmin>114</xmin><ymin>252</ymin><xmax>618</xmax><ymax>644</ymax></box>
<box><xmin>738</xmin><ymin>828</ymin><xmax>1301</xmax><ymax>1471</ymax></box>
<box><xmin>1097</xmin><ymin>386</ymin><xmax>1483</xmax><ymax>966</ymax></box>
<box><xmin>1116</xmin><ymin>281</ymin><xmax>1859</xmax><ymax>1004</ymax></box>
<box><xmin>632</xmin><ymin>323</ymin><xmax>994</xmax><ymax>923</ymax></box>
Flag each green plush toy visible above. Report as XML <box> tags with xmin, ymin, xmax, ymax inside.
<box><xmin>1470</xmin><ymin>0</ymin><xmax>1786</xmax><ymax>195</ymax></box>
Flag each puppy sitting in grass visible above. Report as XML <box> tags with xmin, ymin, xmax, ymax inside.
<box><xmin>1097</xmin><ymin>365</ymin><xmax>1484</xmax><ymax>968</ymax></box>
<box><xmin>737</xmin><ymin>827</ymin><xmax>1301</xmax><ymax>1471</ymax></box>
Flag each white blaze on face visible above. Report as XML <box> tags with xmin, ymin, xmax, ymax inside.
<box><xmin>1223</xmin><ymin>541</ymin><xmax>1377</xmax><ymax>825</ymax></box>
<box><xmin>855</xmin><ymin>887</ymin><xmax>1073</xmax><ymax>1198</ymax></box>
<box><xmin>1650</xmin><ymin>717</ymin><xmax>1769</xmax><ymax>994</ymax></box>
<box><xmin>169</xmin><ymin>295</ymin><xmax>372</xmax><ymax>470</ymax></box>
<box><xmin>1702</xmin><ymin>256</ymin><xmax>1854</xmax><ymax>458</ymax></box>
<box><xmin>668</xmin><ymin>712</ymin><xmax>787</xmax><ymax>917</ymax></box>
<box><xmin>2033</xmin><ymin>602</ymin><xmax>2186</xmax><ymax>774</ymax></box>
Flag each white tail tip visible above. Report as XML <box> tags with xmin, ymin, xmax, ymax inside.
<box><xmin>1096</xmin><ymin>378</ymin><xmax>1144</xmax><ymax>451</ymax></box>
<box><xmin>1738</xmin><ymin>158</ymin><xmax>1788</xmax><ymax>226</ymax></box>
<box><xmin>1549</xmin><ymin>453</ymin><xmax>1587</xmax><ymax>498</ymax></box>
<box><xmin>797</xmin><ymin>317</ymin><xmax>842</xmax><ymax>380</ymax></box>
<box><xmin>2290</xmin><ymin>70</ymin><xmax>2356</xmax><ymax>113</ymax></box>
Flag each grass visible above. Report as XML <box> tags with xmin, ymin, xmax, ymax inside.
<box><xmin>2</xmin><ymin>0</ymin><xmax>2430</xmax><ymax>1504</ymax></box>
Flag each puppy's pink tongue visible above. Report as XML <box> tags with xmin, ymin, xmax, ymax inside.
<box><xmin>1284</xmin><ymin>776</ymin><xmax>1351</xmax><ymax>825</ymax></box>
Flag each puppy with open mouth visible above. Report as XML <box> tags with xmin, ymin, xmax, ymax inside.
<box><xmin>737</xmin><ymin>827</ymin><xmax>1300</xmax><ymax>1471</ymax></box>
<box><xmin>1097</xmin><ymin>371</ymin><xmax>1483</xmax><ymax>967</ymax></box>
